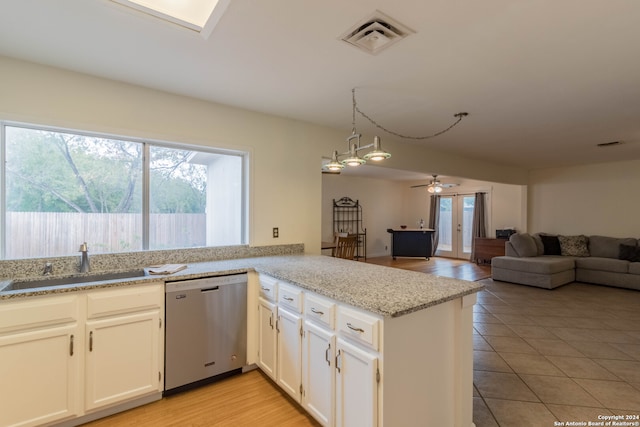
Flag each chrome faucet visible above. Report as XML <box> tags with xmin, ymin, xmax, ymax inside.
<box><xmin>79</xmin><ymin>242</ymin><xmax>90</xmax><ymax>273</ymax></box>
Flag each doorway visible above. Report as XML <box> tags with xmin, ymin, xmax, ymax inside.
<box><xmin>435</xmin><ymin>194</ymin><xmax>475</xmax><ymax>260</ymax></box>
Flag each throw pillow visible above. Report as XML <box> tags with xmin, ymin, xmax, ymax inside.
<box><xmin>540</xmin><ymin>234</ymin><xmax>562</xmax><ymax>255</ymax></box>
<box><xmin>619</xmin><ymin>244</ymin><xmax>640</xmax><ymax>262</ymax></box>
<box><xmin>509</xmin><ymin>233</ymin><xmax>538</xmax><ymax>257</ymax></box>
<box><xmin>558</xmin><ymin>235</ymin><xmax>590</xmax><ymax>257</ymax></box>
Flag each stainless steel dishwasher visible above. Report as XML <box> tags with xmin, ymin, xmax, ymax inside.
<box><xmin>164</xmin><ymin>273</ymin><xmax>247</xmax><ymax>395</ymax></box>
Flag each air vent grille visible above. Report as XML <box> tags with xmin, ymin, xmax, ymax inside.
<box><xmin>340</xmin><ymin>11</ymin><xmax>414</xmax><ymax>55</ymax></box>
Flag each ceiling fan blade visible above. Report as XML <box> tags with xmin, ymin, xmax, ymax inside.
<box><xmin>410</xmin><ymin>184</ymin><xmax>430</xmax><ymax>188</ymax></box>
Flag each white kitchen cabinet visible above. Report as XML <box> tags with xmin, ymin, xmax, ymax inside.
<box><xmin>0</xmin><ymin>294</ymin><xmax>80</xmax><ymax>427</ymax></box>
<box><xmin>257</xmin><ymin>296</ymin><xmax>277</xmax><ymax>380</ymax></box>
<box><xmin>255</xmin><ymin>273</ymin><xmax>476</xmax><ymax>427</ymax></box>
<box><xmin>0</xmin><ymin>323</ymin><xmax>80</xmax><ymax>427</ymax></box>
<box><xmin>302</xmin><ymin>320</ymin><xmax>335</xmax><ymax>427</ymax></box>
<box><xmin>0</xmin><ymin>282</ymin><xmax>164</xmax><ymax>427</ymax></box>
<box><xmin>84</xmin><ymin>283</ymin><xmax>163</xmax><ymax>412</ymax></box>
<box><xmin>335</xmin><ymin>337</ymin><xmax>378</xmax><ymax>427</ymax></box>
<box><xmin>276</xmin><ymin>305</ymin><xmax>302</xmax><ymax>401</ymax></box>
<box><xmin>258</xmin><ymin>274</ymin><xmax>278</xmax><ymax>302</ymax></box>
<box><xmin>85</xmin><ymin>310</ymin><xmax>161</xmax><ymax>410</ymax></box>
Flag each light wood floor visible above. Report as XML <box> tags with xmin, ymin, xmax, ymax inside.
<box><xmin>365</xmin><ymin>255</ymin><xmax>491</xmax><ymax>281</ymax></box>
<box><xmin>84</xmin><ymin>369</ymin><xmax>320</xmax><ymax>427</ymax></box>
<box><xmin>83</xmin><ymin>256</ymin><xmax>486</xmax><ymax>427</ymax></box>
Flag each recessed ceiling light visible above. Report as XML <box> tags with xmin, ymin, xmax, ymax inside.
<box><xmin>111</xmin><ymin>0</ymin><xmax>230</xmax><ymax>38</ymax></box>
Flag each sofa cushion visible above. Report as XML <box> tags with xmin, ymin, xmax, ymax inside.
<box><xmin>619</xmin><ymin>244</ymin><xmax>640</xmax><ymax>262</ymax></box>
<box><xmin>558</xmin><ymin>235</ymin><xmax>590</xmax><ymax>257</ymax></box>
<box><xmin>589</xmin><ymin>235</ymin><xmax>638</xmax><ymax>259</ymax></box>
<box><xmin>540</xmin><ymin>234</ymin><xmax>561</xmax><ymax>255</ymax></box>
<box><xmin>509</xmin><ymin>233</ymin><xmax>538</xmax><ymax>257</ymax></box>
<box><xmin>532</xmin><ymin>234</ymin><xmax>545</xmax><ymax>256</ymax></box>
<box><xmin>629</xmin><ymin>263</ymin><xmax>640</xmax><ymax>275</ymax></box>
<box><xmin>492</xmin><ymin>256</ymin><xmax>575</xmax><ymax>275</ymax></box>
<box><xmin>575</xmin><ymin>257</ymin><xmax>630</xmax><ymax>273</ymax></box>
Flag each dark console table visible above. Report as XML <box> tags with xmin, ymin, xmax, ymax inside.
<box><xmin>386</xmin><ymin>228</ymin><xmax>435</xmax><ymax>260</ymax></box>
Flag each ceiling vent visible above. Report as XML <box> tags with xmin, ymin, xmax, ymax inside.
<box><xmin>340</xmin><ymin>11</ymin><xmax>415</xmax><ymax>55</ymax></box>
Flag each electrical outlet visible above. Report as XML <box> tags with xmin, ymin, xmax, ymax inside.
<box><xmin>273</xmin><ymin>227</ymin><xmax>279</xmax><ymax>238</ymax></box>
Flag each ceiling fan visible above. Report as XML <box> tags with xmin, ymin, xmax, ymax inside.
<box><xmin>411</xmin><ymin>174</ymin><xmax>458</xmax><ymax>193</ymax></box>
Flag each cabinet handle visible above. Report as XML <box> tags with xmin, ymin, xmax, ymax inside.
<box><xmin>269</xmin><ymin>314</ymin><xmax>273</xmax><ymax>329</ymax></box>
<box><xmin>347</xmin><ymin>322</ymin><xmax>365</xmax><ymax>333</ymax></box>
<box><xmin>336</xmin><ymin>349</ymin><xmax>342</xmax><ymax>373</ymax></box>
<box><xmin>311</xmin><ymin>307</ymin><xmax>324</xmax><ymax>316</ymax></box>
<box><xmin>325</xmin><ymin>343</ymin><xmax>331</xmax><ymax>366</ymax></box>
<box><xmin>89</xmin><ymin>331</ymin><xmax>93</xmax><ymax>352</ymax></box>
<box><xmin>69</xmin><ymin>334</ymin><xmax>74</xmax><ymax>356</ymax></box>
<box><xmin>261</xmin><ymin>286</ymin><xmax>270</xmax><ymax>292</ymax></box>
<box><xmin>276</xmin><ymin>318</ymin><xmax>280</xmax><ymax>333</ymax></box>
<box><xmin>283</xmin><ymin>296</ymin><xmax>294</xmax><ymax>302</ymax></box>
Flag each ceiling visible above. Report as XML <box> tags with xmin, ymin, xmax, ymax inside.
<box><xmin>1</xmin><ymin>0</ymin><xmax>640</xmax><ymax>173</ymax></box>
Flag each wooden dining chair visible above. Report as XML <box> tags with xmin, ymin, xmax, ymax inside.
<box><xmin>333</xmin><ymin>234</ymin><xmax>358</xmax><ymax>260</ymax></box>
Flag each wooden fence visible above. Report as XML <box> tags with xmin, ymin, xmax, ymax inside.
<box><xmin>6</xmin><ymin>212</ymin><xmax>206</xmax><ymax>258</ymax></box>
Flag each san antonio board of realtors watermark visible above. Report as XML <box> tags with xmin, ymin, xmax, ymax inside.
<box><xmin>555</xmin><ymin>414</ymin><xmax>639</xmax><ymax>426</ymax></box>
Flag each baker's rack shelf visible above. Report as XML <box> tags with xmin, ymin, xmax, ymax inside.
<box><xmin>333</xmin><ymin>197</ymin><xmax>366</xmax><ymax>260</ymax></box>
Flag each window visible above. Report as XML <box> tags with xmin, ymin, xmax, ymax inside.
<box><xmin>1</xmin><ymin>123</ymin><xmax>246</xmax><ymax>259</ymax></box>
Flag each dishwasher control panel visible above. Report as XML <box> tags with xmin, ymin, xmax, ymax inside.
<box><xmin>165</xmin><ymin>273</ymin><xmax>247</xmax><ymax>292</ymax></box>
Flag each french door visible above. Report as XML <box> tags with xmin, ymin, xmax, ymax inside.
<box><xmin>435</xmin><ymin>194</ymin><xmax>475</xmax><ymax>260</ymax></box>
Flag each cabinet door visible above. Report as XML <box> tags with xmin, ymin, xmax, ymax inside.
<box><xmin>0</xmin><ymin>324</ymin><xmax>80</xmax><ymax>427</ymax></box>
<box><xmin>302</xmin><ymin>321</ymin><xmax>335</xmax><ymax>427</ymax></box>
<box><xmin>257</xmin><ymin>297</ymin><xmax>277</xmax><ymax>380</ymax></box>
<box><xmin>335</xmin><ymin>338</ymin><xmax>378</xmax><ymax>427</ymax></box>
<box><xmin>276</xmin><ymin>306</ymin><xmax>302</xmax><ymax>401</ymax></box>
<box><xmin>85</xmin><ymin>310</ymin><xmax>161</xmax><ymax>411</ymax></box>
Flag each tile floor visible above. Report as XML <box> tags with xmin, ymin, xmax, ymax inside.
<box><xmin>473</xmin><ymin>279</ymin><xmax>640</xmax><ymax>427</ymax></box>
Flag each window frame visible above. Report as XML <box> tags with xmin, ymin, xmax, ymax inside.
<box><xmin>0</xmin><ymin>120</ymin><xmax>248</xmax><ymax>259</ymax></box>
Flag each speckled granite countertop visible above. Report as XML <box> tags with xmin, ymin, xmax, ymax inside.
<box><xmin>0</xmin><ymin>255</ymin><xmax>483</xmax><ymax>318</ymax></box>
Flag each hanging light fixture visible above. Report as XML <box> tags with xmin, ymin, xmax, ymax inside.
<box><xmin>363</xmin><ymin>136</ymin><xmax>392</xmax><ymax>161</ymax></box>
<box><xmin>323</xmin><ymin>89</ymin><xmax>390</xmax><ymax>172</ymax></box>
<box><xmin>325</xmin><ymin>150</ymin><xmax>345</xmax><ymax>171</ymax></box>
<box><xmin>323</xmin><ymin>88</ymin><xmax>468</xmax><ymax>173</ymax></box>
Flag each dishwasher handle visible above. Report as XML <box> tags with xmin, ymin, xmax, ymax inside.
<box><xmin>201</xmin><ymin>286</ymin><xmax>220</xmax><ymax>292</ymax></box>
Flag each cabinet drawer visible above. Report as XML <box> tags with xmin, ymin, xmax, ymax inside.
<box><xmin>87</xmin><ymin>283</ymin><xmax>162</xmax><ymax>319</ymax></box>
<box><xmin>278</xmin><ymin>282</ymin><xmax>302</xmax><ymax>313</ymax></box>
<box><xmin>259</xmin><ymin>275</ymin><xmax>278</xmax><ymax>301</ymax></box>
<box><xmin>0</xmin><ymin>295</ymin><xmax>79</xmax><ymax>334</ymax></box>
<box><xmin>337</xmin><ymin>306</ymin><xmax>380</xmax><ymax>351</ymax></box>
<box><xmin>304</xmin><ymin>293</ymin><xmax>335</xmax><ymax>329</ymax></box>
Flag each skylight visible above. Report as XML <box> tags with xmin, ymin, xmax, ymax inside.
<box><xmin>111</xmin><ymin>0</ymin><xmax>230</xmax><ymax>38</ymax></box>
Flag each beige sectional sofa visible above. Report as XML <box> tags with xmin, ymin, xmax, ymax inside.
<box><xmin>491</xmin><ymin>233</ymin><xmax>640</xmax><ymax>290</ymax></box>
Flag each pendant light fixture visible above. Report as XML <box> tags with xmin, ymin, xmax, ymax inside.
<box><xmin>324</xmin><ymin>89</ymin><xmax>390</xmax><ymax>172</ymax></box>
<box><xmin>323</xmin><ymin>88</ymin><xmax>468</xmax><ymax>173</ymax></box>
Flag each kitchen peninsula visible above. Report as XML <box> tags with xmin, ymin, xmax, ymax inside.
<box><xmin>0</xmin><ymin>249</ymin><xmax>482</xmax><ymax>427</ymax></box>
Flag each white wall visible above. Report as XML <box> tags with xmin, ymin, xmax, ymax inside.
<box><xmin>446</xmin><ymin>178</ymin><xmax>527</xmax><ymax>235</ymax></box>
<box><xmin>0</xmin><ymin>55</ymin><xmax>529</xmax><ymax>256</ymax></box>
<box><xmin>322</xmin><ymin>174</ymin><xmax>525</xmax><ymax>257</ymax></box>
<box><xmin>322</xmin><ymin>174</ymin><xmax>409</xmax><ymax>257</ymax></box>
<box><xmin>528</xmin><ymin>160</ymin><xmax>640</xmax><ymax>237</ymax></box>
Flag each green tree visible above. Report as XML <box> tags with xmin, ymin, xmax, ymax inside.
<box><xmin>5</xmin><ymin>127</ymin><xmax>205</xmax><ymax>214</ymax></box>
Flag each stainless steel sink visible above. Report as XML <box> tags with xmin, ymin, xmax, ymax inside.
<box><xmin>1</xmin><ymin>269</ymin><xmax>147</xmax><ymax>292</ymax></box>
